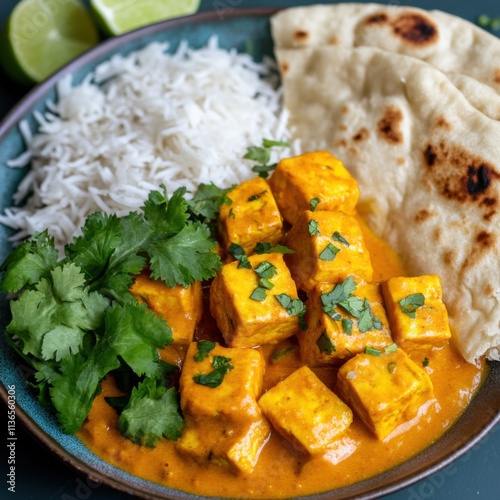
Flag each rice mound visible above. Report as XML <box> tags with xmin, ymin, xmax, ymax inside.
<box><xmin>0</xmin><ymin>37</ymin><xmax>292</xmax><ymax>251</ymax></box>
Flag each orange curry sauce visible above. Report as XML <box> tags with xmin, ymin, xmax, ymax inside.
<box><xmin>77</xmin><ymin>219</ymin><xmax>485</xmax><ymax>499</ymax></box>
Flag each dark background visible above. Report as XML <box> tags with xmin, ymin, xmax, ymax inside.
<box><xmin>1</xmin><ymin>1</ymin><xmax>499</xmax><ymax>499</ymax></box>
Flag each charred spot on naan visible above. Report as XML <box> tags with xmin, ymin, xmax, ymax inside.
<box><xmin>377</xmin><ymin>105</ymin><xmax>403</xmax><ymax>145</ymax></box>
<box><xmin>462</xmin><ymin>231</ymin><xmax>497</xmax><ymax>271</ymax></box>
<box><xmin>392</xmin><ymin>13</ymin><xmax>438</xmax><ymax>45</ymax></box>
<box><xmin>414</xmin><ymin>209</ymin><xmax>436</xmax><ymax>223</ymax></box>
<box><xmin>423</xmin><ymin>142</ymin><xmax>500</xmax><ymax>216</ymax></box>
<box><xmin>494</xmin><ymin>68</ymin><xmax>500</xmax><ymax>85</ymax></box>
<box><xmin>293</xmin><ymin>30</ymin><xmax>309</xmax><ymax>44</ymax></box>
<box><xmin>361</xmin><ymin>10</ymin><xmax>438</xmax><ymax>47</ymax></box>
<box><xmin>352</xmin><ymin>128</ymin><xmax>370</xmax><ymax>142</ymax></box>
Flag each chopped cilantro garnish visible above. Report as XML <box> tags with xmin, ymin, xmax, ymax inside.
<box><xmin>333</xmin><ymin>231</ymin><xmax>349</xmax><ymax>247</ymax></box>
<box><xmin>477</xmin><ymin>14</ymin><xmax>500</xmax><ymax>30</ymax></box>
<box><xmin>310</xmin><ymin>197</ymin><xmax>320</xmax><ymax>211</ymax></box>
<box><xmin>365</xmin><ymin>346</ymin><xmax>382</xmax><ymax>356</ymax></box>
<box><xmin>250</xmin><ymin>286</ymin><xmax>268</xmax><ymax>302</ymax></box>
<box><xmin>388</xmin><ymin>362</ymin><xmax>397</xmax><ymax>374</ymax></box>
<box><xmin>319</xmin><ymin>243</ymin><xmax>340</xmax><ymax>261</ymax></box>
<box><xmin>272</xmin><ymin>346</ymin><xmax>294</xmax><ymax>361</ymax></box>
<box><xmin>193</xmin><ymin>355</ymin><xmax>234</xmax><ymax>388</ymax></box>
<box><xmin>245</xmin><ymin>139</ymin><xmax>290</xmax><ymax>178</ymax></box>
<box><xmin>194</xmin><ymin>340</ymin><xmax>216</xmax><ymax>362</ymax></box>
<box><xmin>342</xmin><ymin>318</ymin><xmax>353</xmax><ymax>335</ymax></box>
<box><xmin>275</xmin><ymin>293</ymin><xmax>307</xmax><ymax>330</ymax></box>
<box><xmin>423</xmin><ymin>357</ymin><xmax>430</xmax><ymax>367</ymax></box>
<box><xmin>228</xmin><ymin>243</ymin><xmax>252</xmax><ymax>269</ymax></box>
<box><xmin>253</xmin><ymin>242</ymin><xmax>294</xmax><ymax>255</ymax></box>
<box><xmin>248</xmin><ymin>190</ymin><xmax>267</xmax><ymax>202</ymax></box>
<box><xmin>385</xmin><ymin>343</ymin><xmax>398</xmax><ymax>354</ymax></box>
<box><xmin>308</xmin><ymin>220</ymin><xmax>320</xmax><ymax>236</ymax></box>
<box><xmin>254</xmin><ymin>261</ymin><xmax>277</xmax><ymax>279</ymax></box>
<box><xmin>317</xmin><ymin>332</ymin><xmax>336</xmax><ymax>355</ymax></box>
<box><xmin>399</xmin><ymin>293</ymin><xmax>425</xmax><ymax>319</ymax></box>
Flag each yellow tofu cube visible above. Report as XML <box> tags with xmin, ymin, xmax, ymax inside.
<box><xmin>300</xmin><ymin>281</ymin><xmax>393</xmax><ymax>366</ymax></box>
<box><xmin>258</xmin><ymin>366</ymin><xmax>352</xmax><ymax>455</ymax></box>
<box><xmin>284</xmin><ymin>210</ymin><xmax>373</xmax><ymax>292</ymax></box>
<box><xmin>268</xmin><ymin>150</ymin><xmax>359</xmax><ymax>224</ymax></box>
<box><xmin>381</xmin><ymin>275</ymin><xmax>451</xmax><ymax>350</ymax></box>
<box><xmin>177</xmin><ymin>342</ymin><xmax>270</xmax><ymax>474</ymax></box>
<box><xmin>210</xmin><ymin>253</ymin><xmax>303</xmax><ymax>347</ymax></box>
<box><xmin>218</xmin><ymin>176</ymin><xmax>283</xmax><ymax>256</ymax></box>
<box><xmin>336</xmin><ymin>348</ymin><xmax>435</xmax><ymax>440</ymax></box>
<box><xmin>129</xmin><ymin>271</ymin><xmax>203</xmax><ymax>346</ymax></box>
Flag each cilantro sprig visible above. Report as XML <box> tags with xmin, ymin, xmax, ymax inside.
<box><xmin>0</xmin><ymin>184</ymin><xmax>224</xmax><ymax>440</ymax></box>
<box><xmin>244</xmin><ymin>139</ymin><xmax>290</xmax><ymax>178</ymax></box>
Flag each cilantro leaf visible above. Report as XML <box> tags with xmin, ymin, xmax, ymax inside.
<box><xmin>321</xmin><ymin>277</ymin><xmax>357</xmax><ymax>315</ymax></box>
<box><xmin>310</xmin><ymin>197</ymin><xmax>320</xmax><ymax>211</ymax></box>
<box><xmin>148</xmin><ymin>223</ymin><xmax>220</xmax><ymax>287</ymax></box>
<box><xmin>253</xmin><ymin>242</ymin><xmax>294</xmax><ymax>255</ymax></box>
<box><xmin>118</xmin><ymin>378</ymin><xmax>184</xmax><ymax>447</ymax></box>
<box><xmin>319</xmin><ymin>243</ymin><xmax>340</xmax><ymax>261</ymax></box>
<box><xmin>194</xmin><ymin>340</ymin><xmax>216</xmax><ymax>362</ymax></box>
<box><xmin>246</xmin><ymin>139</ymin><xmax>290</xmax><ymax>178</ymax></box>
<box><xmin>275</xmin><ymin>293</ymin><xmax>307</xmax><ymax>330</ymax></box>
<box><xmin>187</xmin><ymin>182</ymin><xmax>233</xmax><ymax>221</ymax></box>
<box><xmin>333</xmin><ymin>231</ymin><xmax>349</xmax><ymax>247</ymax></box>
<box><xmin>399</xmin><ymin>293</ymin><xmax>425</xmax><ymax>319</ymax></box>
<box><xmin>308</xmin><ymin>220</ymin><xmax>320</xmax><ymax>236</ymax></box>
<box><xmin>193</xmin><ymin>355</ymin><xmax>234</xmax><ymax>388</ymax></box>
<box><xmin>250</xmin><ymin>286</ymin><xmax>268</xmax><ymax>302</ymax></box>
<box><xmin>244</xmin><ymin>146</ymin><xmax>271</xmax><ymax>165</ymax></box>
<box><xmin>0</xmin><ymin>230</ymin><xmax>58</xmax><ymax>294</ymax></box>
<box><xmin>262</xmin><ymin>139</ymin><xmax>290</xmax><ymax>148</ymax></box>
<box><xmin>317</xmin><ymin>332</ymin><xmax>336</xmax><ymax>355</ymax></box>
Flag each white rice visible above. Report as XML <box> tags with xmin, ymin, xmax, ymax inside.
<box><xmin>0</xmin><ymin>36</ymin><xmax>296</xmax><ymax>251</ymax></box>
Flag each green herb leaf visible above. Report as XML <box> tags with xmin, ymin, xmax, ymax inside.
<box><xmin>118</xmin><ymin>378</ymin><xmax>184</xmax><ymax>447</ymax></box>
<box><xmin>262</xmin><ymin>139</ymin><xmax>290</xmax><ymax>148</ymax></box>
<box><xmin>187</xmin><ymin>182</ymin><xmax>233</xmax><ymax>221</ymax></box>
<box><xmin>250</xmin><ymin>286</ymin><xmax>268</xmax><ymax>302</ymax></box>
<box><xmin>310</xmin><ymin>197</ymin><xmax>320</xmax><ymax>211</ymax></box>
<box><xmin>244</xmin><ymin>146</ymin><xmax>271</xmax><ymax>165</ymax></box>
<box><xmin>422</xmin><ymin>357</ymin><xmax>430</xmax><ymax>367</ymax></box>
<box><xmin>342</xmin><ymin>318</ymin><xmax>353</xmax><ymax>335</ymax></box>
<box><xmin>319</xmin><ymin>243</ymin><xmax>340</xmax><ymax>261</ymax></box>
<box><xmin>272</xmin><ymin>346</ymin><xmax>294</xmax><ymax>361</ymax></box>
<box><xmin>254</xmin><ymin>260</ymin><xmax>277</xmax><ymax>279</ymax></box>
<box><xmin>388</xmin><ymin>362</ymin><xmax>397</xmax><ymax>374</ymax></box>
<box><xmin>193</xmin><ymin>356</ymin><xmax>234</xmax><ymax>388</ymax></box>
<box><xmin>399</xmin><ymin>293</ymin><xmax>425</xmax><ymax>319</ymax></box>
<box><xmin>365</xmin><ymin>346</ymin><xmax>382</xmax><ymax>356</ymax></box>
<box><xmin>228</xmin><ymin>243</ymin><xmax>252</xmax><ymax>269</ymax></box>
<box><xmin>317</xmin><ymin>332</ymin><xmax>336</xmax><ymax>355</ymax></box>
<box><xmin>194</xmin><ymin>340</ymin><xmax>216</xmax><ymax>362</ymax></box>
<box><xmin>248</xmin><ymin>190</ymin><xmax>267</xmax><ymax>202</ymax></box>
<box><xmin>253</xmin><ymin>242</ymin><xmax>294</xmax><ymax>255</ymax></box>
<box><xmin>333</xmin><ymin>231</ymin><xmax>349</xmax><ymax>247</ymax></box>
<box><xmin>308</xmin><ymin>220</ymin><xmax>320</xmax><ymax>236</ymax></box>
<box><xmin>385</xmin><ymin>343</ymin><xmax>398</xmax><ymax>354</ymax></box>
<box><xmin>275</xmin><ymin>293</ymin><xmax>307</xmax><ymax>330</ymax></box>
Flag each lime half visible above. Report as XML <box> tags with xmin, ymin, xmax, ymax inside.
<box><xmin>0</xmin><ymin>0</ymin><xmax>99</xmax><ymax>85</ymax></box>
<box><xmin>90</xmin><ymin>0</ymin><xmax>201</xmax><ymax>36</ymax></box>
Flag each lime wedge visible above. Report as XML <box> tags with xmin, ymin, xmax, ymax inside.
<box><xmin>90</xmin><ymin>0</ymin><xmax>201</xmax><ymax>36</ymax></box>
<box><xmin>0</xmin><ymin>0</ymin><xmax>99</xmax><ymax>85</ymax></box>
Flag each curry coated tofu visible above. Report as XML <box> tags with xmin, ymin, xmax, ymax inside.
<box><xmin>301</xmin><ymin>280</ymin><xmax>392</xmax><ymax>366</ymax></box>
<box><xmin>218</xmin><ymin>176</ymin><xmax>283</xmax><ymax>256</ymax></box>
<box><xmin>381</xmin><ymin>275</ymin><xmax>451</xmax><ymax>350</ymax></box>
<box><xmin>210</xmin><ymin>253</ymin><xmax>302</xmax><ymax>347</ymax></box>
<box><xmin>284</xmin><ymin>210</ymin><xmax>373</xmax><ymax>292</ymax></box>
<box><xmin>336</xmin><ymin>348</ymin><xmax>434</xmax><ymax>440</ymax></box>
<box><xmin>268</xmin><ymin>150</ymin><xmax>359</xmax><ymax>224</ymax></box>
<box><xmin>258</xmin><ymin>366</ymin><xmax>352</xmax><ymax>455</ymax></box>
<box><xmin>177</xmin><ymin>342</ymin><xmax>270</xmax><ymax>474</ymax></box>
<box><xmin>129</xmin><ymin>271</ymin><xmax>203</xmax><ymax>347</ymax></box>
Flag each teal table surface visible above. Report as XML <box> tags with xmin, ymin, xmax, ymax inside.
<box><xmin>0</xmin><ymin>1</ymin><xmax>499</xmax><ymax>499</ymax></box>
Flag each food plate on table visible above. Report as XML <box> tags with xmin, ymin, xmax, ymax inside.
<box><xmin>0</xmin><ymin>3</ymin><xmax>499</xmax><ymax>500</ymax></box>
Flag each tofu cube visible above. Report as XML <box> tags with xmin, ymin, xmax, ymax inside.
<box><xmin>258</xmin><ymin>366</ymin><xmax>352</xmax><ymax>455</ymax></box>
<box><xmin>218</xmin><ymin>176</ymin><xmax>283</xmax><ymax>256</ymax></box>
<box><xmin>268</xmin><ymin>150</ymin><xmax>359</xmax><ymax>224</ymax></box>
<box><xmin>129</xmin><ymin>271</ymin><xmax>203</xmax><ymax>346</ymax></box>
<box><xmin>284</xmin><ymin>210</ymin><xmax>373</xmax><ymax>292</ymax></box>
<box><xmin>381</xmin><ymin>275</ymin><xmax>451</xmax><ymax>350</ymax></box>
<box><xmin>177</xmin><ymin>342</ymin><xmax>270</xmax><ymax>474</ymax></box>
<box><xmin>336</xmin><ymin>348</ymin><xmax>435</xmax><ymax>440</ymax></box>
<box><xmin>210</xmin><ymin>253</ymin><xmax>302</xmax><ymax>347</ymax></box>
<box><xmin>300</xmin><ymin>282</ymin><xmax>393</xmax><ymax>366</ymax></box>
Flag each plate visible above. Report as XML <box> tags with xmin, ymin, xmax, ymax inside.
<box><xmin>0</xmin><ymin>7</ymin><xmax>499</xmax><ymax>500</ymax></box>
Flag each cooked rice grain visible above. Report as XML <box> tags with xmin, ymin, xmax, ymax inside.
<box><xmin>0</xmin><ymin>37</ymin><xmax>293</xmax><ymax>251</ymax></box>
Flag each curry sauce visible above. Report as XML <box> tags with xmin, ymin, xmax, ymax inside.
<box><xmin>77</xmin><ymin>216</ymin><xmax>485</xmax><ymax>498</ymax></box>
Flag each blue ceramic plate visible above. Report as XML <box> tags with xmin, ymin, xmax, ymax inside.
<box><xmin>0</xmin><ymin>8</ymin><xmax>499</xmax><ymax>500</ymax></box>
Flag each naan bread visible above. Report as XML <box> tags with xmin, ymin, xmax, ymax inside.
<box><xmin>272</xmin><ymin>3</ymin><xmax>500</xmax><ymax>120</ymax></box>
<box><xmin>276</xmin><ymin>45</ymin><xmax>500</xmax><ymax>363</ymax></box>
